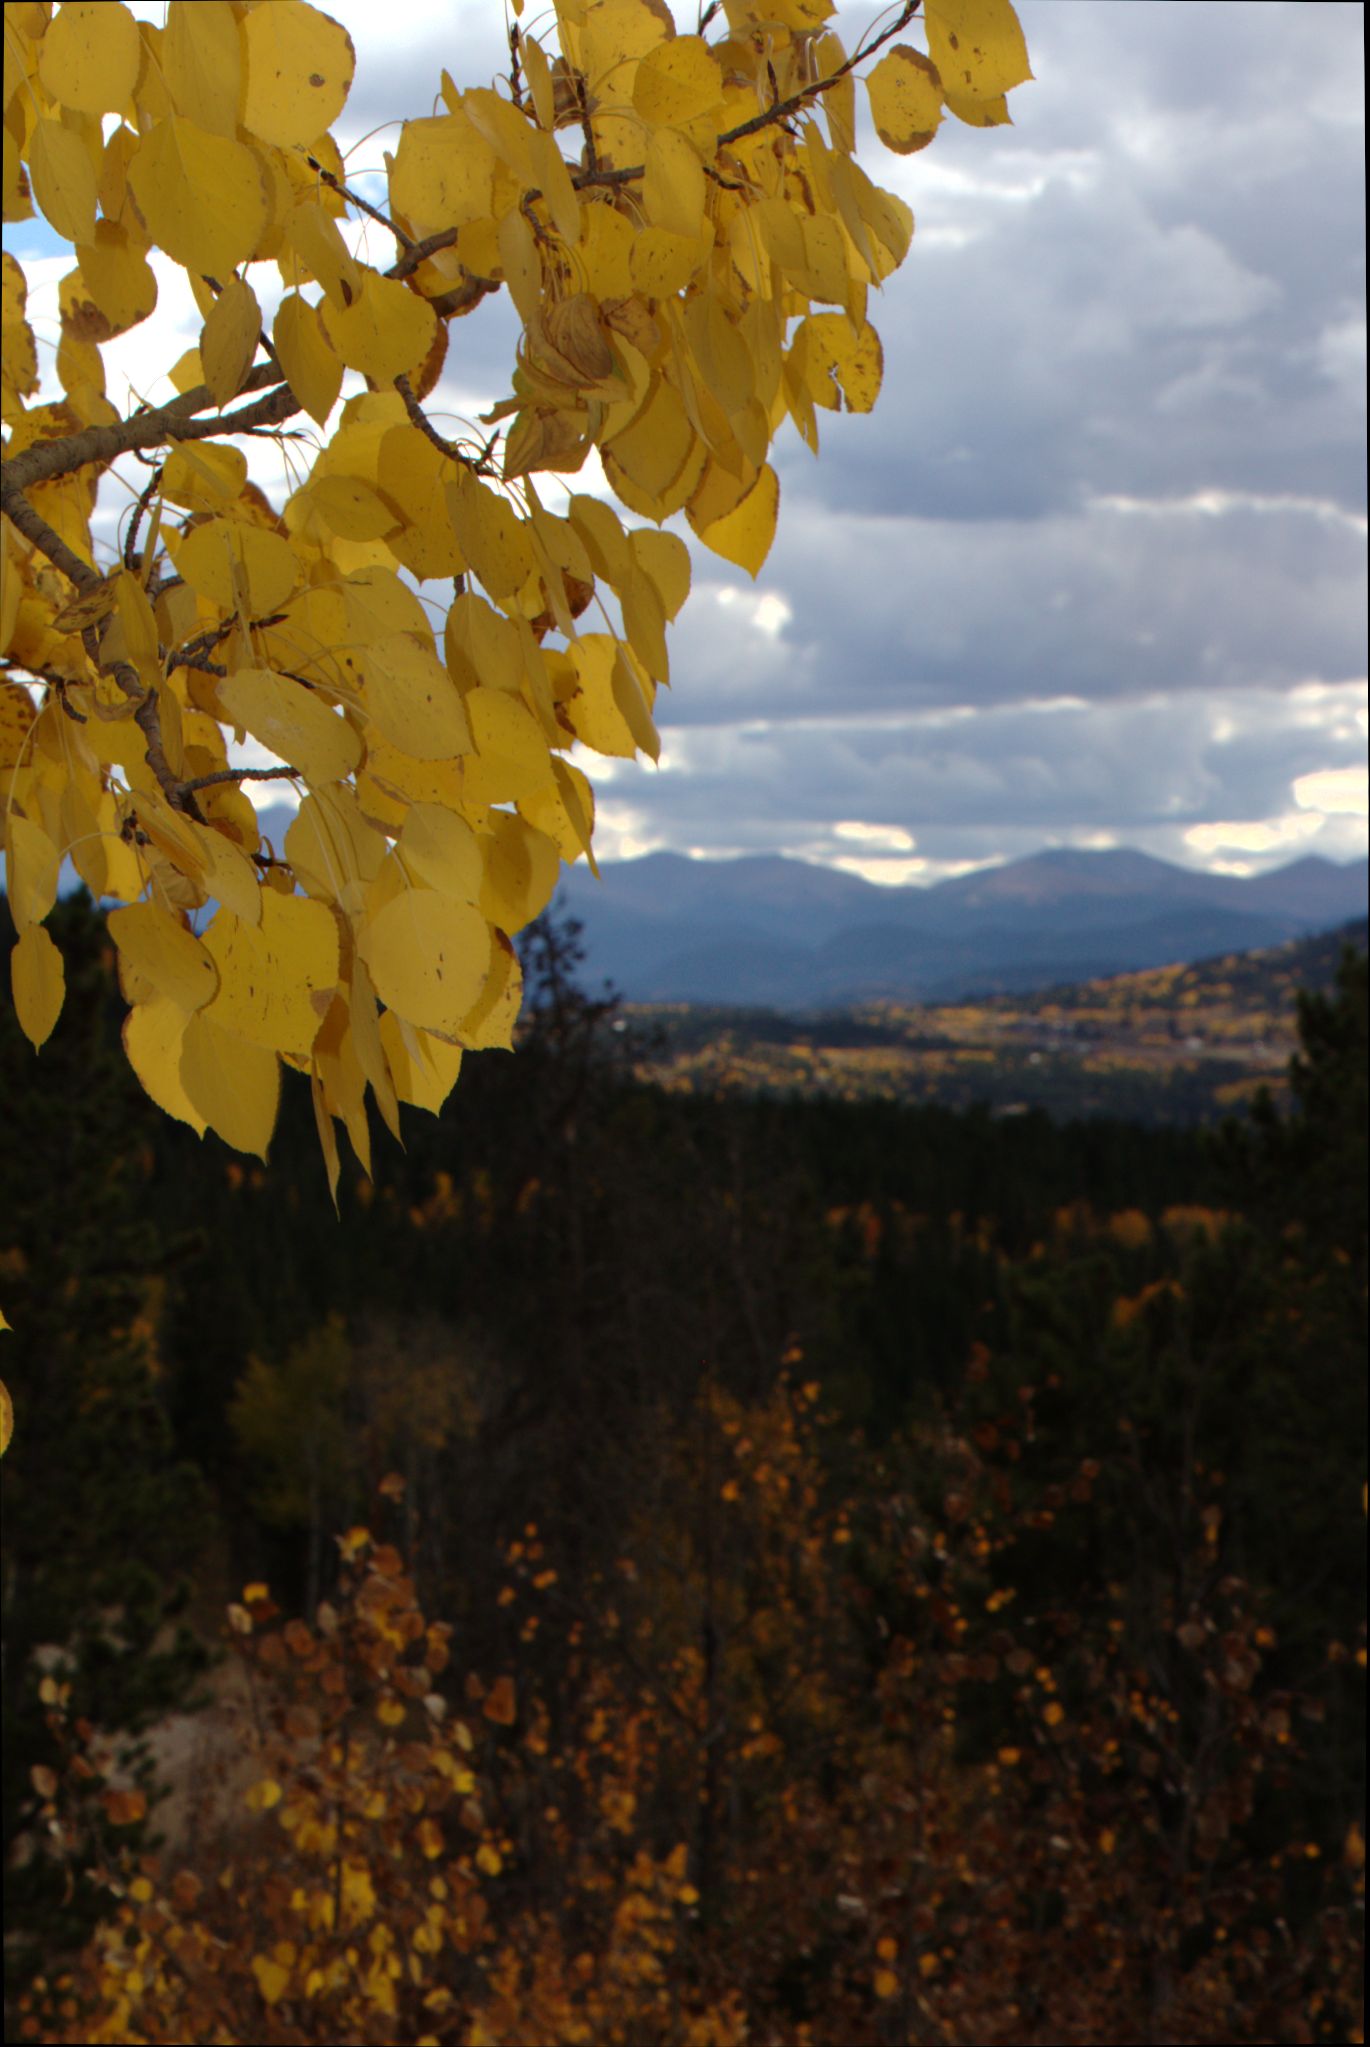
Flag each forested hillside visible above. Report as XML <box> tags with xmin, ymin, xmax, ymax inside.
<box><xmin>3</xmin><ymin>892</ymin><xmax>1364</xmax><ymax>2044</ymax></box>
<box><xmin>628</xmin><ymin>918</ymin><xmax>1370</xmax><ymax>1124</ymax></box>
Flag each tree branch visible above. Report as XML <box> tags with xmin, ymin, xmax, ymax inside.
<box><xmin>0</xmin><ymin>363</ymin><xmax>286</xmax><ymax>499</ymax></box>
<box><xmin>177</xmin><ymin>766</ymin><xmax>301</xmax><ymax>798</ymax></box>
<box><xmin>571</xmin><ymin>0</ymin><xmax>922</xmax><ymax>191</ymax></box>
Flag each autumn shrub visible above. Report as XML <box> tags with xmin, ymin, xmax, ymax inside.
<box><xmin>16</xmin><ymin>1360</ymin><xmax>1363</xmax><ymax>2046</ymax></box>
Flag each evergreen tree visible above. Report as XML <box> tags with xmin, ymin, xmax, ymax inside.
<box><xmin>1</xmin><ymin>893</ymin><xmax>210</xmax><ymax>1990</ymax></box>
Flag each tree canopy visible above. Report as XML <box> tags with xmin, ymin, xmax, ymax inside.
<box><xmin>1</xmin><ymin>0</ymin><xmax>1032</xmax><ymax>1444</ymax></box>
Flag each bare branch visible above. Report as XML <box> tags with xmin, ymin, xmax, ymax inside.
<box><xmin>1</xmin><ymin>363</ymin><xmax>284</xmax><ymax>499</ymax></box>
<box><xmin>177</xmin><ymin>766</ymin><xmax>302</xmax><ymax>798</ymax></box>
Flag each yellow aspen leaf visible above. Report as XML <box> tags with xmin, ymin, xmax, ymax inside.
<box><xmin>398</xmin><ymin>802</ymin><xmax>483</xmax><ymax>901</ymax></box>
<box><xmin>563</xmin><ymin>635</ymin><xmax>637</xmax><ymax>757</ymax></box>
<box><xmin>568</xmin><ymin>493</ymin><xmax>634</xmax><ymax>587</ymax></box>
<box><xmin>444</xmin><ymin>593</ymin><xmax>523</xmax><ymax>696</ymax></box>
<box><xmin>577</xmin><ymin>200</ymin><xmax>636</xmax><ymax>300</ymax></box>
<box><xmin>5</xmin><ymin>814</ymin><xmax>60</xmax><ymax>931</ymax></box>
<box><xmin>163</xmin><ymin>0</ymin><xmax>242</xmax><ymax>137</ymax></box>
<box><xmin>874</xmin><ymin>1969</ymin><xmax>899</xmax><ymax>2000</ymax></box>
<box><xmin>273</xmin><ymin>292</ymin><xmax>343</xmax><ymax>428</ymax></box>
<box><xmin>114</xmin><ymin>569</ymin><xmax>158</xmax><ymax>671</ymax></box>
<box><xmin>919</xmin><ymin>1952</ymin><xmax>940</xmax><ymax>1978</ymax></box>
<box><xmin>941</xmin><ymin>85</ymin><xmax>1013</xmax><ymax>128</ymax></box>
<box><xmin>240</xmin><ymin>1</ymin><xmax>356</xmax><ymax>149</ymax></box>
<box><xmin>388</xmin><ymin>112</ymin><xmax>497</xmax><ymax>228</ymax></box>
<box><xmin>463</xmin><ymin>688</ymin><xmax>556</xmax><ymax>804</ymax></box>
<box><xmin>310</xmin><ymin>1065</ymin><xmax>343</xmax><ymax>1207</ymax></box>
<box><xmin>682</xmin><ymin>295</ymin><xmax>753</xmax><ymax>417</ymax></box>
<box><xmin>174</xmin><ymin>517</ymin><xmax>299</xmax><ymax>617</ymax></box>
<box><xmin>603</xmin><ymin>376</ymin><xmax>696</xmax><ymax>507</ymax></box>
<box><xmin>201</xmin><ymin>892</ymin><xmax>339</xmax><ymax>1057</ymax></box>
<box><xmin>542</xmin><ymin>292</ymin><xmax>615</xmax><ymax>385</ymax></box>
<box><xmin>475</xmin><ymin>1843</ymin><xmax>503</xmax><ymax>1875</ymax></box>
<box><xmin>477</xmin><ymin>812</ymin><xmax>559</xmax><ymax>935</ymax></box>
<box><xmin>417</xmin><ymin>1817</ymin><xmax>444</xmax><ymax>1858</ymax></box>
<box><xmin>123</xmin><ymin>995</ymin><xmax>206</xmax><ymax>1133</ymax></box>
<box><xmin>1043</xmin><ymin>1700</ymin><xmax>1066</xmax><ymax>1727</ymax></box>
<box><xmin>377</xmin><ymin>1693</ymin><xmax>406</xmax><ymax>1727</ymax></box>
<box><xmin>621</xmin><ymin>568</ymin><xmax>668</xmax><ymax>684</ymax></box>
<box><xmin>3</xmin><ymin>128</ymin><xmax>33</xmax><ymax>227</ymax></box>
<box><xmin>287</xmin><ymin>785</ymin><xmax>386</xmax><ymax>905</ymax></box>
<box><xmin>161</xmin><ymin>440</ymin><xmax>248</xmax><ymax>512</ymax></box>
<box><xmin>180</xmin><ymin>1010</ymin><xmax>281</xmax><ymax>1158</ymax></box>
<box><xmin>795</xmin><ymin>311</ymin><xmax>883</xmax><ymax>413</ymax></box>
<box><xmin>626</xmin><ymin>228</ymin><xmax>700</xmax><ymax>302</ymax></box>
<box><xmin>251</xmin><ymin>1953</ymin><xmax>292</xmax><ymax>2006</ymax></box>
<box><xmin>463</xmin><ymin>85</ymin><xmax>536</xmax><ymax>182</ymax></box>
<box><xmin>245</xmin><ymin>1777</ymin><xmax>283</xmax><ymax>1812</ymax></box>
<box><xmin>612</xmin><ymin>647</ymin><xmax>659</xmax><ymax>757</ymax></box>
<box><xmin>377</xmin><ymin>426</ymin><xmax>464</xmax><ymax>579</ymax></box>
<box><xmin>357</xmin><ymin>891</ymin><xmax>491</xmax><ymax>1037</ymax></box>
<box><xmin>0</xmin><ymin>1379</ymin><xmax>11</xmax><ymax>1458</ymax></box>
<box><xmin>796</xmin><ymin>213</ymin><xmax>851</xmax><ymax>307</ymax></box>
<box><xmin>497</xmin><ymin>206</ymin><xmax>542</xmax><ymax>326</ymax></box>
<box><xmin>529</xmin><ymin>129</ymin><xmax>580</xmax><ymax>246</ymax></box>
<box><xmin>201</xmin><ymin>276</ymin><xmax>262</xmax><ymax>408</ymax></box>
<box><xmin>216</xmin><ymin>666</ymin><xmax>361</xmax><ymax>785</ymax></box>
<box><xmin>378</xmin><ymin>1012</ymin><xmax>463</xmax><ymax>1114</ymax></box>
<box><xmin>38</xmin><ymin>1</ymin><xmax>142</xmax><ymax>117</ymax></box>
<box><xmin>693</xmin><ymin>461</ymin><xmax>778</xmax><ymax>577</ymax></box>
<box><xmin>447</xmin><ymin>476</ymin><xmax>537</xmax><ymax>601</ymax></box>
<box><xmin>866</xmin><ymin>45</ymin><xmax>944</xmax><ymax>154</ymax></box>
<box><xmin>519</xmin><ymin>757</ymin><xmax>596</xmax><ymax>868</ymax></box>
<box><xmin>642</xmin><ymin>127</ymin><xmax>706</xmax><ymax>241</ymax></box>
<box><xmin>633</xmin><ymin>37</ymin><xmax>725</xmax><ymax>136</ymax></box>
<box><xmin>320</xmin><ymin>269</ymin><xmax>438</xmax><ymax>385</ymax></box>
<box><xmin>460</xmin><ymin>931</ymin><xmax>522</xmax><ymax>1049</ymax></box>
<box><xmin>29</xmin><ymin>119</ymin><xmax>99</xmax><ymax>245</ymax></box>
<box><xmin>283</xmin><ymin>201</ymin><xmax>363</xmax><ymax>309</ymax></box>
<box><xmin>108</xmin><ymin>902</ymin><xmax>220</xmax><ymax>1011</ymax></box>
<box><xmin>629</xmin><ymin>528</ymin><xmax>691</xmax><ymax>619</ymax></box>
<box><xmin>127</xmin><ymin>119</ymin><xmax>268</xmax><ymax>281</ymax></box>
<box><xmin>189</xmin><ymin>820</ymin><xmax>261</xmax><ymax>925</ymax></box>
<box><xmin>68</xmin><ymin>220</ymin><xmax>158</xmax><ymax>340</ymax></box>
<box><xmin>360</xmin><ymin>632</ymin><xmax>472</xmax><ymax>761</ymax></box>
<box><xmin>10</xmin><ymin>922</ymin><xmax>65</xmax><ymax>1048</ymax></box>
<box><xmin>304</xmin><ymin>472</ymin><xmax>399</xmax><ymax>543</ymax></box>
<box><xmin>924</xmin><ymin>0</ymin><xmax>1032</xmax><ymax>103</ymax></box>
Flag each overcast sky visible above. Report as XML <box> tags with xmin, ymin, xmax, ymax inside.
<box><xmin>13</xmin><ymin>1</ymin><xmax>1366</xmax><ymax>886</ymax></box>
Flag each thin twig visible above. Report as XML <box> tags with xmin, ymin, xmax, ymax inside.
<box><xmin>177</xmin><ymin>766</ymin><xmax>301</xmax><ymax>797</ymax></box>
<box><xmin>305</xmin><ymin>154</ymin><xmax>412</xmax><ymax>246</ymax></box>
<box><xmin>122</xmin><ymin>463</ymin><xmax>164</xmax><ymax>572</ymax></box>
<box><xmin>393</xmin><ymin>374</ymin><xmax>462</xmax><ymax>462</ymax></box>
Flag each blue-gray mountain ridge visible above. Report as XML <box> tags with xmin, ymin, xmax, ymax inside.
<box><xmin>548</xmin><ymin>846</ymin><xmax>1369</xmax><ymax>1009</ymax></box>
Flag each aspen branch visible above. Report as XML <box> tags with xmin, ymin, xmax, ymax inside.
<box><xmin>176</xmin><ymin>766</ymin><xmax>302</xmax><ymax>797</ymax></box>
<box><xmin>571</xmin><ymin>0</ymin><xmax>922</xmax><ymax>191</ymax></box>
<box><xmin>305</xmin><ymin>153</ymin><xmax>411</xmax><ymax>245</ymax></box>
<box><xmin>0</xmin><ymin>363</ymin><xmax>287</xmax><ymax>499</ymax></box>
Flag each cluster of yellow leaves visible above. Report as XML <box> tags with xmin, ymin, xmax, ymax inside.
<box><xmin>2</xmin><ymin>0</ymin><xmax>1032</xmax><ymax>1204</ymax></box>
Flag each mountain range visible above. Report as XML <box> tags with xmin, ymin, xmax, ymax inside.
<box><xmin>550</xmin><ymin>847</ymin><xmax>1370</xmax><ymax>1008</ymax></box>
